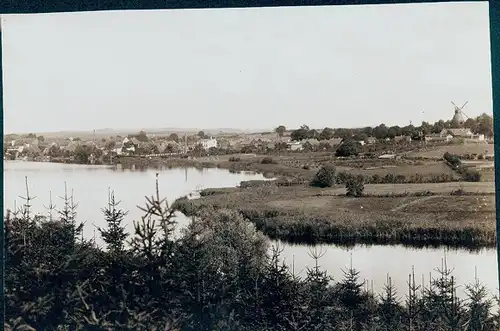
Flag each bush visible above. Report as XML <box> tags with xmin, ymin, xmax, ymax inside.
<box><xmin>229</xmin><ymin>156</ymin><xmax>240</xmax><ymax>162</ymax></box>
<box><xmin>335</xmin><ymin>139</ymin><xmax>361</xmax><ymax>157</ymax></box>
<box><xmin>311</xmin><ymin>165</ymin><xmax>336</xmax><ymax>188</ymax></box>
<box><xmin>336</xmin><ymin>171</ymin><xmax>351</xmax><ymax>184</ymax></box>
<box><xmin>261</xmin><ymin>157</ymin><xmax>276</xmax><ymax>164</ymax></box>
<box><xmin>462</xmin><ymin>170</ymin><xmax>482</xmax><ymax>182</ymax></box>
<box><xmin>450</xmin><ymin>188</ymin><xmax>466</xmax><ymax>196</ymax></box>
<box><xmin>444</xmin><ymin>152</ymin><xmax>461</xmax><ymax>168</ymax></box>
<box><xmin>346</xmin><ymin>175</ymin><xmax>365</xmax><ymax>197</ymax></box>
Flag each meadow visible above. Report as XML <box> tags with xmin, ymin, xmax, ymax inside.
<box><xmin>173</xmin><ymin>182</ymin><xmax>496</xmax><ymax>248</ymax></box>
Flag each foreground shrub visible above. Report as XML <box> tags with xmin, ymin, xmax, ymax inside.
<box><xmin>5</xmin><ymin>177</ymin><xmax>500</xmax><ymax>331</ymax></box>
<box><xmin>311</xmin><ymin>164</ymin><xmax>336</xmax><ymax>188</ymax></box>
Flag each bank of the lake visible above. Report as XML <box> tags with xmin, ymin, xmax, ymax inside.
<box><xmin>117</xmin><ymin>153</ymin><xmax>315</xmax><ymax>181</ymax></box>
<box><xmin>4</xmin><ymin>160</ymin><xmax>271</xmax><ymax>239</ymax></box>
<box><xmin>4</xmin><ymin>160</ymin><xmax>498</xmax><ymax>302</ymax></box>
<box><xmin>172</xmin><ymin>182</ymin><xmax>496</xmax><ymax>248</ymax></box>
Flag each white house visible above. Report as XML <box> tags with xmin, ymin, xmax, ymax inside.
<box><xmin>443</xmin><ymin>128</ymin><xmax>473</xmax><ymax>138</ymax></box>
<box><xmin>288</xmin><ymin>141</ymin><xmax>303</xmax><ymax>151</ymax></box>
<box><xmin>424</xmin><ymin>133</ymin><xmax>453</xmax><ymax>143</ymax></box>
<box><xmin>201</xmin><ymin>137</ymin><xmax>218</xmax><ymax>150</ymax></box>
<box><xmin>469</xmin><ymin>134</ymin><xmax>485</xmax><ymax>141</ymax></box>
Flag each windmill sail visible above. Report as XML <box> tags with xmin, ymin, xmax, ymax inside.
<box><xmin>451</xmin><ymin>101</ymin><xmax>469</xmax><ymax>123</ymax></box>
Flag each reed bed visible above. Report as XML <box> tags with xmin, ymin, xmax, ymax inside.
<box><xmin>172</xmin><ymin>186</ymin><xmax>496</xmax><ymax>248</ymax></box>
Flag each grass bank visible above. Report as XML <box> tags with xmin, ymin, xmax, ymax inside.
<box><xmin>118</xmin><ymin>154</ymin><xmax>316</xmax><ymax>180</ymax></box>
<box><xmin>172</xmin><ymin>183</ymin><xmax>496</xmax><ymax>248</ymax></box>
<box><xmin>118</xmin><ymin>152</ymin><xmax>488</xmax><ymax>185</ymax></box>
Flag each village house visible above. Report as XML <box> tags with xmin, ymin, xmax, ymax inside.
<box><xmin>64</xmin><ymin>141</ymin><xmax>80</xmax><ymax>153</ymax></box>
<box><xmin>266</xmin><ymin>142</ymin><xmax>276</xmax><ymax>150</ymax></box>
<box><xmin>443</xmin><ymin>128</ymin><xmax>473</xmax><ymax>138</ymax></box>
<box><xmin>434</xmin><ymin>128</ymin><xmax>485</xmax><ymax>142</ymax></box>
<box><xmin>200</xmin><ymin>137</ymin><xmax>218</xmax><ymax>150</ymax></box>
<box><xmin>287</xmin><ymin>141</ymin><xmax>303</xmax><ymax>151</ymax></box>
<box><xmin>378</xmin><ymin>154</ymin><xmax>397</xmax><ymax>160</ymax></box>
<box><xmin>469</xmin><ymin>133</ymin><xmax>486</xmax><ymax>141</ymax></box>
<box><xmin>113</xmin><ymin>147</ymin><xmax>124</xmax><ymax>155</ymax></box>
<box><xmin>217</xmin><ymin>139</ymin><xmax>231</xmax><ymax>150</ymax></box>
<box><xmin>424</xmin><ymin>133</ymin><xmax>453</xmax><ymax>143</ymax></box>
<box><xmin>323</xmin><ymin>137</ymin><xmax>343</xmax><ymax>147</ymax></box>
<box><xmin>394</xmin><ymin>135</ymin><xmax>412</xmax><ymax>143</ymax></box>
<box><xmin>302</xmin><ymin>139</ymin><xmax>320</xmax><ymax>150</ymax></box>
<box><xmin>164</xmin><ymin>142</ymin><xmax>183</xmax><ymax>154</ymax></box>
<box><xmin>366</xmin><ymin>137</ymin><xmax>377</xmax><ymax>144</ymax></box>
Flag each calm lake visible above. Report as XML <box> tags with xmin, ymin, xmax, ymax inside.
<box><xmin>4</xmin><ymin>161</ymin><xmax>499</xmax><ymax>300</ymax></box>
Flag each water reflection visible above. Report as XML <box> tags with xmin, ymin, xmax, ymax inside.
<box><xmin>4</xmin><ymin>160</ymin><xmax>498</xmax><ymax>303</ymax></box>
<box><xmin>263</xmin><ymin>232</ymin><xmax>492</xmax><ymax>252</ymax></box>
<box><xmin>272</xmin><ymin>240</ymin><xmax>498</xmax><ymax>301</ymax></box>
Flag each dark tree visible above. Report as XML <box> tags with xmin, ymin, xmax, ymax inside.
<box><xmin>335</xmin><ymin>139</ymin><xmax>361</xmax><ymax>157</ymax></box>
<box><xmin>319</xmin><ymin>127</ymin><xmax>335</xmax><ymax>140</ymax></box>
<box><xmin>291</xmin><ymin>128</ymin><xmax>308</xmax><ymax>141</ymax></box>
<box><xmin>387</xmin><ymin>126</ymin><xmax>402</xmax><ymax>138</ymax></box>
<box><xmin>167</xmin><ymin>133</ymin><xmax>179</xmax><ymax>142</ymax></box>
<box><xmin>476</xmin><ymin>113</ymin><xmax>493</xmax><ymax>137</ymax></box>
<box><xmin>275</xmin><ymin>125</ymin><xmax>286</xmax><ymax>139</ymax></box>
<box><xmin>136</xmin><ymin>131</ymin><xmax>149</xmax><ymax>142</ymax></box>
<box><xmin>311</xmin><ymin>164</ymin><xmax>336</xmax><ymax>188</ymax></box>
<box><xmin>98</xmin><ymin>191</ymin><xmax>128</xmax><ymax>255</ymax></box>
<box><xmin>373</xmin><ymin>124</ymin><xmax>389</xmax><ymax>139</ymax></box>
<box><xmin>74</xmin><ymin>145</ymin><xmax>91</xmax><ymax>164</ymax></box>
<box><xmin>334</xmin><ymin>128</ymin><xmax>353</xmax><ymax>139</ymax></box>
<box><xmin>345</xmin><ymin>175</ymin><xmax>364</xmax><ymax>197</ymax></box>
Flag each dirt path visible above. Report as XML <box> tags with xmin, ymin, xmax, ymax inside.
<box><xmin>391</xmin><ymin>195</ymin><xmax>439</xmax><ymax>212</ymax></box>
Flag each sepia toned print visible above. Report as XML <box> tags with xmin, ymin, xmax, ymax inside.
<box><xmin>3</xmin><ymin>2</ymin><xmax>498</xmax><ymax>330</ymax></box>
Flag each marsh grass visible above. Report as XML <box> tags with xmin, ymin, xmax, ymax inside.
<box><xmin>173</xmin><ymin>186</ymin><xmax>496</xmax><ymax>248</ymax></box>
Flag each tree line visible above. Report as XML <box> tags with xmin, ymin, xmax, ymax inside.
<box><xmin>275</xmin><ymin>113</ymin><xmax>494</xmax><ymax>142</ymax></box>
<box><xmin>4</xmin><ymin>178</ymin><xmax>500</xmax><ymax>330</ymax></box>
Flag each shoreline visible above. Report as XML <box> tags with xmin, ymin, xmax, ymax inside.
<box><xmin>13</xmin><ymin>154</ymin><xmax>497</xmax><ymax>249</ymax></box>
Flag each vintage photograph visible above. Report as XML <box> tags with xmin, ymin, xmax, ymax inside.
<box><xmin>2</xmin><ymin>1</ymin><xmax>497</xmax><ymax>330</ymax></box>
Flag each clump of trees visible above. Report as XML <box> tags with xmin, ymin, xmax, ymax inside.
<box><xmin>311</xmin><ymin>164</ymin><xmax>336</xmax><ymax>188</ymax></box>
<box><xmin>5</xmin><ymin>178</ymin><xmax>500</xmax><ymax>330</ymax></box>
<box><xmin>444</xmin><ymin>152</ymin><xmax>482</xmax><ymax>182</ymax></box>
<box><xmin>336</xmin><ymin>139</ymin><xmax>361</xmax><ymax>157</ymax></box>
<box><xmin>289</xmin><ymin>113</ymin><xmax>494</xmax><ymax>142</ymax></box>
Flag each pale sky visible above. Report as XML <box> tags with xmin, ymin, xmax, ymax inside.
<box><xmin>1</xmin><ymin>2</ymin><xmax>493</xmax><ymax>134</ymax></box>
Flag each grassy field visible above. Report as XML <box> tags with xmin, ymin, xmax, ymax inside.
<box><xmin>408</xmin><ymin>143</ymin><xmax>494</xmax><ymax>159</ymax></box>
<box><xmin>336</xmin><ymin>162</ymin><xmax>456</xmax><ymax>177</ymax></box>
<box><xmin>118</xmin><ymin>143</ymin><xmax>498</xmax><ymax>247</ymax></box>
<box><xmin>173</xmin><ymin>182</ymin><xmax>496</xmax><ymax>248</ymax></box>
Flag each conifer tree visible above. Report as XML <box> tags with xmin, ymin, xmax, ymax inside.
<box><xmin>98</xmin><ymin>189</ymin><xmax>129</xmax><ymax>255</ymax></box>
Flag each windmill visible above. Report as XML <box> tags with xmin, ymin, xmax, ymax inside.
<box><xmin>451</xmin><ymin>101</ymin><xmax>470</xmax><ymax>124</ymax></box>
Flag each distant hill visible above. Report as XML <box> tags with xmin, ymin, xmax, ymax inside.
<box><xmin>8</xmin><ymin>127</ymin><xmax>270</xmax><ymax>139</ymax></box>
